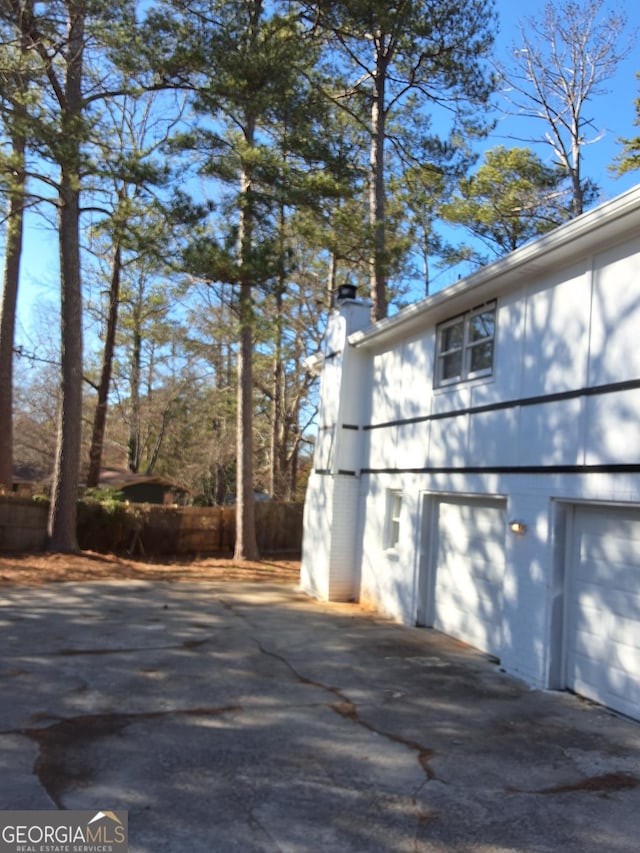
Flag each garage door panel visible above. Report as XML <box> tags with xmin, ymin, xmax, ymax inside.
<box><xmin>579</xmin><ymin>519</ymin><xmax>640</xmax><ymax>556</ymax></box>
<box><xmin>459</xmin><ymin>542</ymin><xmax>505</xmax><ymax>572</ymax></box>
<box><xmin>571</xmin><ymin>617</ymin><xmax>604</xmax><ymax>649</ymax></box>
<box><xmin>607</xmin><ymin>568</ymin><xmax>640</xmax><ymax>598</ymax></box>
<box><xmin>439</xmin><ymin>554</ymin><xmax>503</xmax><ymax>586</ymax></box>
<box><xmin>614</xmin><ymin>614</ymin><xmax>640</xmax><ymax>652</ymax></box>
<box><xmin>440</xmin><ymin>505</ymin><xmax>504</xmax><ymax>537</ymax></box>
<box><xmin>574</xmin><ymin>586</ymin><xmax>640</xmax><ymax>621</ymax></box>
<box><xmin>595</xmin><ymin>589</ymin><xmax>640</xmax><ymax>620</ymax></box>
<box><xmin>432</xmin><ymin>498</ymin><xmax>506</xmax><ymax>659</ymax></box>
<box><xmin>566</xmin><ymin>505</ymin><xmax>640</xmax><ymax>721</ymax></box>
<box><xmin>572</xmin><ymin>658</ymin><xmax>640</xmax><ymax>708</ymax></box>
<box><xmin>613</xmin><ymin>643</ymin><xmax>640</xmax><ymax>680</ymax></box>
<box><xmin>574</xmin><ymin>613</ymin><xmax>640</xmax><ymax>662</ymax></box>
<box><xmin>577</xmin><ymin>558</ymin><xmax>640</xmax><ymax>594</ymax></box>
<box><xmin>438</xmin><ymin>586</ymin><xmax>501</xmax><ymax>618</ymax></box>
<box><xmin>438</xmin><ymin>605</ymin><xmax>501</xmax><ymax>654</ymax></box>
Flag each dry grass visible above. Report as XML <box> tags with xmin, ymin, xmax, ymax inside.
<box><xmin>0</xmin><ymin>551</ymin><xmax>301</xmax><ymax>586</ymax></box>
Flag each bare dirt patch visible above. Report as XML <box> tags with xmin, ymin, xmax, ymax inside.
<box><xmin>0</xmin><ymin>551</ymin><xmax>301</xmax><ymax>586</ymax></box>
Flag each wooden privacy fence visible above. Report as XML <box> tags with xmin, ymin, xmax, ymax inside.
<box><xmin>0</xmin><ymin>495</ymin><xmax>304</xmax><ymax>557</ymax></box>
<box><xmin>0</xmin><ymin>496</ymin><xmax>49</xmax><ymax>552</ymax></box>
<box><xmin>125</xmin><ymin>502</ymin><xmax>304</xmax><ymax>557</ymax></box>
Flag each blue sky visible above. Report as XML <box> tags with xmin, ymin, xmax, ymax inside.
<box><xmin>492</xmin><ymin>0</ymin><xmax>640</xmax><ymax>200</ymax></box>
<box><xmin>420</xmin><ymin>0</ymin><xmax>640</xmax><ymax>294</ymax></box>
<box><xmin>13</xmin><ymin>0</ymin><xmax>640</xmax><ymax>346</ymax></box>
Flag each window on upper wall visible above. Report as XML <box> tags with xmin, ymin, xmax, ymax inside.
<box><xmin>385</xmin><ymin>490</ymin><xmax>402</xmax><ymax>549</ymax></box>
<box><xmin>435</xmin><ymin>301</ymin><xmax>496</xmax><ymax>388</ymax></box>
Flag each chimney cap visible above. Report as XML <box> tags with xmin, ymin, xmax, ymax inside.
<box><xmin>336</xmin><ymin>282</ymin><xmax>357</xmax><ymax>302</ymax></box>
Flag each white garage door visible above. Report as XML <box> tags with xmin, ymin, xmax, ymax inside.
<box><xmin>566</xmin><ymin>505</ymin><xmax>640</xmax><ymax>721</ymax></box>
<box><xmin>431</xmin><ymin>497</ymin><xmax>506</xmax><ymax>658</ymax></box>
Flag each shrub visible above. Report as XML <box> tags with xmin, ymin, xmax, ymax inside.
<box><xmin>77</xmin><ymin>491</ymin><xmax>142</xmax><ymax>553</ymax></box>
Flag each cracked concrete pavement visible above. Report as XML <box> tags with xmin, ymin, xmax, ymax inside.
<box><xmin>1</xmin><ymin>579</ymin><xmax>639</xmax><ymax>852</ymax></box>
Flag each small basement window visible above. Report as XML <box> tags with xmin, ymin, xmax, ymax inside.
<box><xmin>385</xmin><ymin>490</ymin><xmax>403</xmax><ymax>549</ymax></box>
<box><xmin>435</xmin><ymin>302</ymin><xmax>496</xmax><ymax>387</ymax></box>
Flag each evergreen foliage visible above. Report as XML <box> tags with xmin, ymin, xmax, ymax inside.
<box><xmin>0</xmin><ymin>0</ymin><xmax>635</xmax><ymax>554</ymax></box>
<box><xmin>613</xmin><ymin>73</ymin><xmax>640</xmax><ymax>177</ymax></box>
<box><xmin>442</xmin><ymin>146</ymin><xmax>573</xmax><ymax>265</ymax></box>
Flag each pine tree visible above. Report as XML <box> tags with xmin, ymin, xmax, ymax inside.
<box><xmin>0</xmin><ymin>3</ymin><xmax>38</xmax><ymax>489</ymax></box>
<box><xmin>613</xmin><ymin>74</ymin><xmax>640</xmax><ymax>177</ymax></box>
<box><xmin>300</xmin><ymin>0</ymin><xmax>497</xmax><ymax>319</ymax></box>
<box><xmin>442</xmin><ymin>146</ymin><xmax>572</xmax><ymax>264</ymax></box>
<box><xmin>146</xmin><ymin>0</ymin><xmax>346</xmax><ymax>557</ymax></box>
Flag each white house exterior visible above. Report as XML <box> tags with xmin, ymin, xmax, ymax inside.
<box><xmin>301</xmin><ymin>184</ymin><xmax>640</xmax><ymax>722</ymax></box>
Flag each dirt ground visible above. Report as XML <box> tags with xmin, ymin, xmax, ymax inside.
<box><xmin>0</xmin><ymin>551</ymin><xmax>301</xmax><ymax>586</ymax></box>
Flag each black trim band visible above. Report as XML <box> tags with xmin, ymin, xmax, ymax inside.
<box><xmin>362</xmin><ymin>464</ymin><xmax>640</xmax><ymax>476</ymax></box>
<box><xmin>364</xmin><ymin>378</ymin><xmax>640</xmax><ymax>431</ymax></box>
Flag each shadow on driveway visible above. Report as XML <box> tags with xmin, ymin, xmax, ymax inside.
<box><xmin>1</xmin><ymin>580</ymin><xmax>639</xmax><ymax>852</ymax></box>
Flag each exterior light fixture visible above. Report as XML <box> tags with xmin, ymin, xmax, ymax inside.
<box><xmin>509</xmin><ymin>520</ymin><xmax>527</xmax><ymax>535</ymax></box>
<box><xmin>336</xmin><ymin>282</ymin><xmax>357</xmax><ymax>302</ymax></box>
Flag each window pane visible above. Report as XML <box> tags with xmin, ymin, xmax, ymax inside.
<box><xmin>441</xmin><ymin>320</ymin><xmax>463</xmax><ymax>352</ymax></box>
<box><xmin>441</xmin><ymin>350</ymin><xmax>463</xmax><ymax>380</ymax></box>
<box><xmin>469</xmin><ymin>310</ymin><xmax>495</xmax><ymax>343</ymax></box>
<box><xmin>391</xmin><ymin>492</ymin><xmax>402</xmax><ymax>520</ymax></box>
<box><xmin>387</xmin><ymin>491</ymin><xmax>402</xmax><ymax>548</ymax></box>
<box><xmin>469</xmin><ymin>340</ymin><xmax>493</xmax><ymax>373</ymax></box>
<box><xmin>435</xmin><ymin>304</ymin><xmax>495</xmax><ymax>388</ymax></box>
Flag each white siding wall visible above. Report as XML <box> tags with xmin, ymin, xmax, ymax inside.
<box><xmin>301</xmin><ymin>301</ymin><xmax>370</xmax><ymax>601</ymax></box>
<box><xmin>362</xmin><ymin>240</ymin><xmax>640</xmax><ymax>475</ymax></box>
<box><xmin>520</xmin><ymin>263</ymin><xmax>591</xmax><ymax>394</ymax></box>
<box><xmin>358</xmin><ymin>473</ymin><xmax>421</xmax><ymax>624</ymax></box>
<box><xmin>302</xmin><ymin>192</ymin><xmax>640</xmax><ymax>703</ymax></box>
<box><xmin>589</xmin><ymin>237</ymin><xmax>640</xmax><ymax>385</ymax></box>
<box><xmin>300</xmin><ymin>471</ymin><xmax>333</xmax><ymax>600</ymax></box>
<box><xmin>355</xmin><ymin>231</ymin><xmax>640</xmax><ymax>688</ymax></box>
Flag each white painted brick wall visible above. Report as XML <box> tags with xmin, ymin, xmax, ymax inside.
<box><xmin>303</xmin><ymin>193</ymin><xmax>640</xmax><ymax>695</ymax></box>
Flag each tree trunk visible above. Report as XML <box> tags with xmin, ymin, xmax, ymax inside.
<box><xmin>128</xmin><ymin>322</ymin><xmax>142</xmax><ymax>472</ymax></box>
<box><xmin>270</xmin><ymin>357</ymin><xmax>285</xmax><ymax>498</ymax></box>
<box><xmin>47</xmin><ymin>5</ymin><xmax>85</xmax><ymax>553</ymax></box>
<box><xmin>86</xmin><ymin>241</ymin><xmax>122</xmax><ymax>488</ymax></box>
<box><xmin>369</xmin><ymin>48</ymin><xmax>388</xmax><ymax>322</ymax></box>
<box><xmin>571</xmin><ymin>141</ymin><xmax>583</xmax><ymax>217</ymax></box>
<box><xmin>48</xmin><ymin>165</ymin><xmax>83</xmax><ymax>552</ymax></box>
<box><xmin>422</xmin><ymin>223</ymin><xmax>430</xmax><ymax>297</ymax></box>
<box><xmin>235</xmin><ymin>282</ymin><xmax>258</xmax><ymax>560</ymax></box>
<box><xmin>0</xmin><ymin>131</ymin><xmax>26</xmax><ymax>490</ymax></box>
<box><xmin>146</xmin><ymin>401</ymin><xmax>173</xmax><ymax>475</ymax></box>
<box><xmin>214</xmin><ymin>461</ymin><xmax>227</xmax><ymax>506</ymax></box>
<box><xmin>234</xmin><ymin>154</ymin><xmax>259</xmax><ymax>560</ymax></box>
<box><xmin>0</xmin><ymin>8</ymin><xmax>30</xmax><ymax>491</ymax></box>
<box><xmin>270</xmin><ymin>282</ymin><xmax>287</xmax><ymax>500</ymax></box>
<box><xmin>327</xmin><ymin>249</ymin><xmax>337</xmax><ymax>306</ymax></box>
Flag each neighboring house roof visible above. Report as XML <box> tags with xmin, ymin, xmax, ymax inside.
<box><xmin>349</xmin><ymin>183</ymin><xmax>640</xmax><ymax>351</ymax></box>
<box><xmin>98</xmin><ymin>469</ymin><xmax>172</xmax><ymax>488</ymax></box>
<box><xmin>97</xmin><ymin>469</ymin><xmax>189</xmax><ymax>497</ymax></box>
<box><xmin>12</xmin><ymin>464</ymin><xmax>50</xmax><ymax>483</ymax></box>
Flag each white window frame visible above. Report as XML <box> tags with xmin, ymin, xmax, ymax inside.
<box><xmin>385</xmin><ymin>490</ymin><xmax>403</xmax><ymax>549</ymax></box>
<box><xmin>435</xmin><ymin>302</ymin><xmax>496</xmax><ymax>388</ymax></box>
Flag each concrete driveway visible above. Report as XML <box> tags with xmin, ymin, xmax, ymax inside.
<box><xmin>1</xmin><ymin>580</ymin><xmax>639</xmax><ymax>852</ymax></box>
